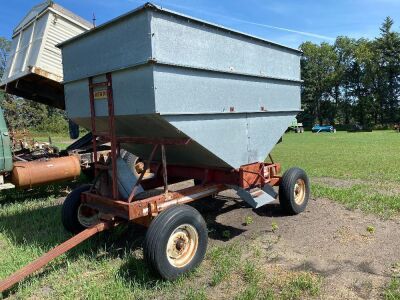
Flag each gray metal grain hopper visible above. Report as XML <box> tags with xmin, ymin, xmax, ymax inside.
<box><xmin>59</xmin><ymin>3</ymin><xmax>302</xmax><ymax>169</ymax></box>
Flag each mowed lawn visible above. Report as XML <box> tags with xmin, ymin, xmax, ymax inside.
<box><xmin>0</xmin><ymin>130</ymin><xmax>399</xmax><ymax>299</ymax></box>
<box><xmin>272</xmin><ymin>130</ymin><xmax>400</xmax><ymax>218</ymax></box>
<box><xmin>272</xmin><ymin>130</ymin><xmax>400</xmax><ymax>181</ymax></box>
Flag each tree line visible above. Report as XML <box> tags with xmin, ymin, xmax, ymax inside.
<box><xmin>300</xmin><ymin>17</ymin><xmax>400</xmax><ymax>128</ymax></box>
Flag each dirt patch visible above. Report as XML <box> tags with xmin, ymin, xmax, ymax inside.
<box><xmin>313</xmin><ymin>177</ymin><xmax>400</xmax><ymax>197</ymax></box>
<box><xmin>56</xmin><ymin>181</ymin><xmax>399</xmax><ymax>298</ymax></box>
<box><xmin>312</xmin><ymin>177</ymin><xmax>366</xmax><ymax>188</ymax></box>
<box><xmin>193</xmin><ymin>189</ymin><xmax>400</xmax><ymax>299</ymax></box>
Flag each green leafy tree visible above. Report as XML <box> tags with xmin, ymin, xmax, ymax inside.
<box><xmin>300</xmin><ymin>17</ymin><xmax>400</xmax><ymax>128</ymax></box>
<box><xmin>300</xmin><ymin>42</ymin><xmax>336</xmax><ymax>125</ymax></box>
<box><xmin>375</xmin><ymin>17</ymin><xmax>400</xmax><ymax>124</ymax></box>
<box><xmin>0</xmin><ymin>37</ymin><xmax>11</xmax><ymax>79</ymax></box>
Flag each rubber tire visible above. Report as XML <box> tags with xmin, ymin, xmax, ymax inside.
<box><xmin>61</xmin><ymin>184</ymin><xmax>92</xmax><ymax>234</ymax></box>
<box><xmin>143</xmin><ymin>205</ymin><xmax>208</xmax><ymax>280</ymax></box>
<box><xmin>279</xmin><ymin>168</ymin><xmax>310</xmax><ymax>215</ymax></box>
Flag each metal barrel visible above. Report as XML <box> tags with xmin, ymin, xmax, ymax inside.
<box><xmin>11</xmin><ymin>156</ymin><xmax>81</xmax><ymax>188</ymax></box>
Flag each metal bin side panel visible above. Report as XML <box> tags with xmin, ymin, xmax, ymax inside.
<box><xmin>61</xmin><ymin>11</ymin><xmax>152</xmax><ymax>83</ymax></box>
<box><xmin>150</xmin><ymin>10</ymin><xmax>301</xmax><ymax>81</ymax></box>
<box><xmin>64</xmin><ymin>65</ymin><xmax>156</xmax><ymax>120</ymax></box>
<box><xmin>153</xmin><ymin>64</ymin><xmax>301</xmax><ymax>115</ymax></box>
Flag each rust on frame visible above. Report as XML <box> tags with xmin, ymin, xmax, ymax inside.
<box><xmin>82</xmin><ymin>183</ymin><xmax>227</xmax><ymax>221</ymax></box>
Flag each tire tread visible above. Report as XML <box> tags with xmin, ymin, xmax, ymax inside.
<box><xmin>279</xmin><ymin>168</ymin><xmax>310</xmax><ymax>215</ymax></box>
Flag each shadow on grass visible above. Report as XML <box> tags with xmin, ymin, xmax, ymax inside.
<box><xmin>0</xmin><ymin>201</ymin><xmax>147</xmax><ymax>257</ymax></box>
<box><xmin>190</xmin><ymin>195</ymin><xmax>248</xmax><ymax>241</ymax></box>
<box><xmin>118</xmin><ymin>254</ymin><xmax>159</xmax><ymax>288</ymax></box>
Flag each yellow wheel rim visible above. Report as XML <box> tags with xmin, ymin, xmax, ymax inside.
<box><xmin>166</xmin><ymin>224</ymin><xmax>198</xmax><ymax>268</ymax></box>
<box><xmin>294</xmin><ymin>179</ymin><xmax>306</xmax><ymax>205</ymax></box>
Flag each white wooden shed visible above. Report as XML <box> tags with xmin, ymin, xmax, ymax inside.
<box><xmin>0</xmin><ymin>1</ymin><xmax>92</xmax><ymax>109</ymax></box>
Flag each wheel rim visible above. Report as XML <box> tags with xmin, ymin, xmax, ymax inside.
<box><xmin>294</xmin><ymin>179</ymin><xmax>306</xmax><ymax>205</ymax></box>
<box><xmin>166</xmin><ymin>224</ymin><xmax>199</xmax><ymax>268</ymax></box>
<box><xmin>77</xmin><ymin>204</ymin><xmax>100</xmax><ymax>228</ymax></box>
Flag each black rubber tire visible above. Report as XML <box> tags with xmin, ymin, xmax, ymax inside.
<box><xmin>143</xmin><ymin>205</ymin><xmax>208</xmax><ymax>280</ymax></box>
<box><xmin>61</xmin><ymin>184</ymin><xmax>92</xmax><ymax>234</ymax></box>
<box><xmin>279</xmin><ymin>168</ymin><xmax>310</xmax><ymax>215</ymax></box>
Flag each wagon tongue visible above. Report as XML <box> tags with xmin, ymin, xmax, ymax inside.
<box><xmin>0</xmin><ymin>222</ymin><xmax>114</xmax><ymax>293</ymax></box>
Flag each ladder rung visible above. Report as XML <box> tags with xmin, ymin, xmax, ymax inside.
<box><xmin>89</xmin><ymin>82</ymin><xmax>108</xmax><ymax>88</ymax></box>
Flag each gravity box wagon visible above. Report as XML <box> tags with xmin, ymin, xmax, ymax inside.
<box><xmin>0</xmin><ymin>2</ymin><xmax>309</xmax><ymax>291</ymax></box>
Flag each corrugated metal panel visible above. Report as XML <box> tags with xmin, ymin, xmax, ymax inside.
<box><xmin>1</xmin><ymin>2</ymin><xmax>91</xmax><ymax>87</ymax></box>
<box><xmin>6</xmin><ymin>16</ymin><xmax>47</xmax><ymax>82</ymax></box>
<box><xmin>38</xmin><ymin>11</ymin><xmax>82</xmax><ymax>76</ymax></box>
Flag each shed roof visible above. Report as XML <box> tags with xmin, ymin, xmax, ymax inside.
<box><xmin>13</xmin><ymin>0</ymin><xmax>93</xmax><ymax>35</ymax></box>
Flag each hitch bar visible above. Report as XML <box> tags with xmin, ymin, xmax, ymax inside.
<box><xmin>0</xmin><ymin>221</ymin><xmax>114</xmax><ymax>293</ymax></box>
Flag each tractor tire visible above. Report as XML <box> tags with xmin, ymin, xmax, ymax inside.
<box><xmin>279</xmin><ymin>168</ymin><xmax>310</xmax><ymax>215</ymax></box>
<box><xmin>61</xmin><ymin>184</ymin><xmax>100</xmax><ymax>234</ymax></box>
<box><xmin>143</xmin><ymin>205</ymin><xmax>208</xmax><ymax>280</ymax></box>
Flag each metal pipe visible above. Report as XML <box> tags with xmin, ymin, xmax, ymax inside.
<box><xmin>161</xmin><ymin>144</ymin><xmax>168</xmax><ymax>195</ymax></box>
<box><xmin>11</xmin><ymin>156</ymin><xmax>81</xmax><ymax>188</ymax></box>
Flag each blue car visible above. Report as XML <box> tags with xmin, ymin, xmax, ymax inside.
<box><xmin>312</xmin><ymin>125</ymin><xmax>336</xmax><ymax>133</ymax></box>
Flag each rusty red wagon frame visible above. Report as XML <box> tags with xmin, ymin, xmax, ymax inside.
<box><xmin>82</xmin><ymin>137</ymin><xmax>282</xmax><ymax>226</ymax></box>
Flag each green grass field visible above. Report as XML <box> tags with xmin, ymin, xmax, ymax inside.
<box><xmin>30</xmin><ymin>131</ymin><xmax>75</xmax><ymax>150</ymax></box>
<box><xmin>0</xmin><ymin>130</ymin><xmax>399</xmax><ymax>299</ymax></box>
<box><xmin>272</xmin><ymin>130</ymin><xmax>400</xmax><ymax>219</ymax></box>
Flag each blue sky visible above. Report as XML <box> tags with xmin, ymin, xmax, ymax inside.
<box><xmin>2</xmin><ymin>0</ymin><xmax>400</xmax><ymax>49</ymax></box>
